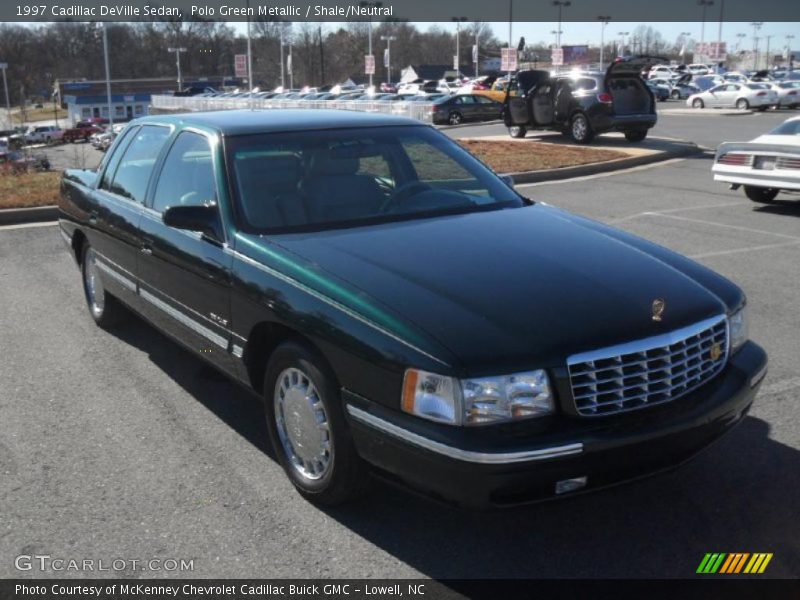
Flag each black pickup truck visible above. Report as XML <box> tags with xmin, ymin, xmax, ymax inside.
<box><xmin>58</xmin><ymin>109</ymin><xmax>766</xmax><ymax>508</ymax></box>
<box><xmin>503</xmin><ymin>56</ymin><xmax>662</xmax><ymax>143</ymax></box>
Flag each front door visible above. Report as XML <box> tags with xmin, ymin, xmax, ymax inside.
<box><xmin>137</xmin><ymin>130</ymin><xmax>237</xmax><ymax>376</ymax></box>
<box><xmin>126</xmin><ymin>105</ymin><xmax>133</xmax><ymax>120</ymax></box>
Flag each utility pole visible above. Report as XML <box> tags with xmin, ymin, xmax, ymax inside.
<box><xmin>764</xmin><ymin>35</ymin><xmax>773</xmax><ymax>69</ymax></box>
<box><xmin>0</xmin><ymin>63</ymin><xmax>9</xmax><ymax>125</ymax></box>
<box><xmin>618</xmin><ymin>31</ymin><xmax>629</xmax><ymax>56</ymax></box>
<box><xmin>318</xmin><ymin>25</ymin><xmax>325</xmax><ymax>86</ymax></box>
<box><xmin>787</xmin><ymin>35</ymin><xmax>796</xmax><ymax>69</ymax></box>
<box><xmin>597</xmin><ymin>16</ymin><xmax>610</xmax><ymax>71</ymax></box>
<box><xmin>716</xmin><ymin>0</ymin><xmax>725</xmax><ymax>65</ymax></box>
<box><xmin>474</xmin><ymin>27</ymin><xmax>480</xmax><ymax>77</ymax></box>
<box><xmin>167</xmin><ymin>47</ymin><xmax>187</xmax><ymax>91</ymax></box>
<box><xmin>751</xmin><ymin>22</ymin><xmax>763</xmax><ymax>70</ymax></box>
<box><xmin>280</xmin><ymin>27</ymin><xmax>285</xmax><ymax>89</ymax></box>
<box><xmin>360</xmin><ymin>1</ymin><xmax>382</xmax><ymax>88</ymax></box>
<box><xmin>246</xmin><ymin>0</ymin><xmax>253</xmax><ymax>91</ymax></box>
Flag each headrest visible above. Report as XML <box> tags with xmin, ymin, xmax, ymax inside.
<box><xmin>310</xmin><ymin>150</ymin><xmax>359</xmax><ymax>176</ymax></box>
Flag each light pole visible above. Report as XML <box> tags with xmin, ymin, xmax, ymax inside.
<box><xmin>381</xmin><ymin>35</ymin><xmax>396</xmax><ymax>85</ymax></box>
<box><xmin>618</xmin><ymin>31</ymin><xmax>629</xmax><ymax>56</ymax></box>
<box><xmin>597</xmin><ymin>16</ymin><xmax>610</xmax><ymax>71</ymax></box>
<box><xmin>167</xmin><ymin>47</ymin><xmax>187</xmax><ymax>92</ymax></box>
<box><xmin>0</xmin><ymin>63</ymin><xmax>9</xmax><ymax>124</ymax></box>
<box><xmin>246</xmin><ymin>0</ymin><xmax>253</xmax><ymax>90</ymax></box>
<box><xmin>288</xmin><ymin>42</ymin><xmax>293</xmax><ymax>89</ymax></box>
<box><xmin>474</xmin><ymin>26</ymin><xmax>480</xmax><ymax>77</ymax></box>
<box><xmin>697</xmin><ymin>0</ymin><xmax>714</xmax><ymax>62</ymax></box>
<box><xmin>550</xmin><ymin>30</ymin><xmax>563</xmax><ymax>49</ymax></box>
<box><xmin>360</xmin><ymin>1</ymin><xmax>382</xmax><ymax>88</ymax></box>
<box><xmin>680</xmin><ymin>31</ymin><xmax>692</xmax><ymax>62</ymax></box>
<box><xmin>452</xmin><ymin>17</ymin><xmax>467</xmax><ymax>74</ymax></box>
<box><xmin>279</xmin><ymin>28</ymin><xmax>285</xmax><ymax>89</ymax></box>
<box><xmin>787</xmin><ymin>35</ymin><xmax>796</xmax><ymax>68</ymax></box>
<box><xmin>99</xmin><ymin>23</ymin><xmax>113</xmax><ymax>127</ymax></box>
<box><xmin>764</xmin><ymin>35</ymin><xmax>774</xmax><ymax>69</ymax></box>
<box><xmin>552</xmin><ymin>1</ymin><xmax>571</xmax><ymax>49</ymax></box>
<box><xmin>736</xmin><ymin>32</ymin><xmax>746</xmax><ymax>52</ymax></box>
<box><xmin>751</xmin><ymin>22</ymin><xmax>763</xmax><ymax>70</ymax></box>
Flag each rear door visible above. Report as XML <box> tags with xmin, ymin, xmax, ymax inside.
<box><xmin>89</xmin><ymin>124</ymin><xmax>171</xmax><ymax>307</ymax></box>
<box><xmin>137</xmin><ymin>129</ymin><xmax>237</xmax><ymax>376</ymax></box>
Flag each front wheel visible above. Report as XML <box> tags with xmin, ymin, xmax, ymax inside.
<box><xmin>744</xmin><ymin>186</ymin><xmax>779</xmax><ymax>203</ymax></box>
<box><xmin>508</xmin><ymin>125</ymin><xmax>527</xmax><ymax>138</ymax></box>
<box><xmin>568</xmin><ymin>112</ymin><xmax>594</xmax><ymax>144</ymax></box>
<box><xmin>624</xmin><ymin>130</ymin><xmax>648</xmax><ymax>142</ymax></box>
<box><xmin>448</xmin><ymin>111</ymin><xmax>463</xmax><ymax>125</ymax></box>
<box><xmin>264</xmin><ymin>341</ymin><xmax>370</xmax><ymax>506</ymax></box>
<box><xmin>692</xmin><ymin>98</ymin><xmax>704</xmax><ymax>109</ymax></box>
<box><xmin>671</xmin><ymin>90</ymin><xmax>681</xmax><ymax>100</ymax></box>
<box><xmin>81</xmin><ymin>245</ymin><xmax>125</xmax><ymax>328</ymax></box>
<box><xmin>736</xmin><ymin>98</ymin><xmax>750</xmax><ymax>110</ymax></box>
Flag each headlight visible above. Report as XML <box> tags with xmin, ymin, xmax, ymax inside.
<box><xmin>402</xmin><ymin>368</ymin><xmax>554</xmax><ymax>426</ymax></box>
<box><xmin>729</xmin><ymin>305</ymin><xmax>749</xmax><ymax>353</ymax></box>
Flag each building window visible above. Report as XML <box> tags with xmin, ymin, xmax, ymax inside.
<box><xmin>115</xmin><ymin>105</ymin><xmax>124</xmax><ymax>117</ymax></box>
<box><xmin>81</xmin><ymin>108</ymin><xmax>91</xmax><ymax>118</ymax></box>
<box><xmin>101</xmin><ymin>106</ymin><xmax>109</xmax><ymax>116</ymax></box>
<box><xmin>135</xmin><ymin>105</ymin><xmax>144</xmax><ymax>115</ymax></box>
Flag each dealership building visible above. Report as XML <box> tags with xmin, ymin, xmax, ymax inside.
<box><xmin>56</xmin><ymin>77</ymin><xmax>234</xmax><ymax>125</ymax></box>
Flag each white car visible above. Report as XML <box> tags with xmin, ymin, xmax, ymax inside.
<box><xmin>648</xmin><ymin>65</ymin><xmax>675</xmax><ymax>79</ymax></box>
<box><xmin>771</xmin><ymin>81</ymin><xmax>800</xmax><ymax>109</ymax></box>
<box><xmin>712</xmin><ymin>116</ymin><xmax>800</xmax><ymax>203</ymax></box>
<box><xmin>23</xmin><ymin>125</ymin><xmax>63</xmax><ymax>145</ymax></box>
<box><xmin>687</xmin><ymin>82</ymin><xmax>778</xmax><ymax>110</ymax></box>
<box><xmin>687</xmin><ymin>63</ymin><xmax>710</xmax><ymax>75</ymax></box>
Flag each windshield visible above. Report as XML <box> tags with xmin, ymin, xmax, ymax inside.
<box><xmin>225</xmin><ymin>125</ymin><xmax>523</xmax><ymax>233</ymax></box>
<box><xmin>767</xmin><ymin>119</ymin><xmax>800</xmax><ymax>136</ymax></box>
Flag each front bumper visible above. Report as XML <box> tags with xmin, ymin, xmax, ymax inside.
<box><xmin>345</xmin><ymin>341</ymin><xmax>767</xmax><ymax>509</ymax></box>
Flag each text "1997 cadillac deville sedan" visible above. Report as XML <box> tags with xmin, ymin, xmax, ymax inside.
<box><xmin>59</xmin><ymin>110</ymin><xmax>767</xmax><ymax>508</ymax></box>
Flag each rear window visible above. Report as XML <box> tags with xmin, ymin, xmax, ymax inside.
<box><xmin>572</xmin><ymin>78</ymin><xmax>598</xmax><ymax>91</ymax></box>
<box><xmin>767</xmin><ymin>120</ymin><xmax>800</xmax><ymax>136</ymax></box>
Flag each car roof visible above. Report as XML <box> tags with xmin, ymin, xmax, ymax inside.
<box><xmin>133</xmin><ymin>109</ymin><xmax>422</xmax><ymax>136</ymax></box>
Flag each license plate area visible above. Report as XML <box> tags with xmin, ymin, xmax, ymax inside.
<box><xmin>754</xmin><ymin>156</ymin><xmax>776</xmax><ymax>170</ymax></box>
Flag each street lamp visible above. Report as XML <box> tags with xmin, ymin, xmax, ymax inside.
<box><xmin>360</xmin><ymin>1</ymin><xmax>382</xmax><ymax>87</ymax></box>
<box><xmin>167</xmin><ymin>47</ymin><xmax>187</xmax><ymax>92</ymax></box>
<box><xmin>697</xmin><ymin>0</ymin><xmax>714</xmax><ymax>62</ymax></box>
<box><xmin>735</xmin><ymin>32</ymin><xmax>746</xmax><ymax>52</ymax></box>
<box><xmin>452</xmin><ymin>17</ymin><xmax>468</xmax><ymax>74</ymax></box>
<box><xmin>680</xmin><ymin>31</ymin><xmax>692</xmax><ymax>62</ymax></box>
<box><xmin>381</xmin><ymin>35</ymin><xmax>396</xmax><ymax>85</ymax></box>
<box><xmin>787</xmin><ymin>34</ymin><xmax>796</xmax><ymax>68</ymax></box>
<box><xmin>552</xmin><ymin>1</ymin><xmax>571</xmax><ymax>49</ymax></box>
<box><xmin>618</xmin><ymin>31</ymin><xmax>629</xmax><ymax>56</ymax></box>
<box><xmin>597</xmin><ymin>16</ymin><xmax>610</xmax><ymax>71</ymax></box>
<box><xmin>550</xmin><ymin>30</ymin><xmax>563</xmax><ymax>49</ymax></box>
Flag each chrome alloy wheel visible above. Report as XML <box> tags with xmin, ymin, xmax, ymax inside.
<box><xmin>83</xmin><ymin>248</ymin><xmax>106</xmax><ymax>318</ymax></box>
<box><xmin>274</xmin><ymin>367</ymin><xmax>333</xmax><ymax>480</ymax></box>
<box><xmin>572</xmin><ymin>115</ymin><xmax>588</xmax><ymax>140</ymax></box>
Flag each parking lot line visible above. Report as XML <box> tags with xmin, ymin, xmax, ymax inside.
<box><xmin>0</xmin><ymin>221</ymin><xmax>58</xmax><ymax>231</ymax></box>
<box><xmin>607</xmin><ymin>201</ymin><xmax>748</xmax><ymax>225</ymax></box>
<box><xmin>644</xmin><ymin>212</ymin><xmax>800</xmax><ymax>241</ymax></box>
<box><xmin>689</xmin><ymin>240</ymin><xmax>800</xmax><ymax>260</ymax></box>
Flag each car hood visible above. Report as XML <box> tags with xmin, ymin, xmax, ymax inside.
<box><xmin>252</xmin><ymin>205</ymin><xmax>727</xmax><ymax>374</ymax></box>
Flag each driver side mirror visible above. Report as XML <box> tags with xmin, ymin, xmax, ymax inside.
<box><xmin>163</xmin><ymin>204</ymin><xmax>224</xmax><ymax>243</ymax></box>
<box><xmin>499</xmin><ymin>174</ymin><xmax>515</xmax><ymax>189</ymax></box>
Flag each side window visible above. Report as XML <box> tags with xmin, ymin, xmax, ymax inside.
<box><xmin>99</xmin><ymin>126</ymin><xmax>138</xmax><ymax>191</ymax></box>
<box><xmin>402</xmin><ymin>137</ymin><xmax>477</xmax><ymax>188</ymax></box>
<box><xmin>152</xmin><ymin>132</ymin><xmax>216</xmax><ymax>213</ymax></box>
<box><xmin>459</xmin><ymin>95</ymin><xmax>477</xmax><ymax>104</ymax></box>
<box><xmin>107</xmin><ymin>125</ymin><xmax>171</xmax><ymax>203</ymax></box>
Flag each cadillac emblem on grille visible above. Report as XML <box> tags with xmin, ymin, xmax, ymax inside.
<box><xmin>652</xmin><ymin>298</ymin><xmax>666</xmax><ymax>322</ymax></box>
<box><xmin>710</xmin><ymin>342</ymin><xmax>723</xmax><ymax>361</ymax></box>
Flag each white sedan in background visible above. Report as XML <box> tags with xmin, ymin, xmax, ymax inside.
<box><xmin>712</xmin><ymin>116</ymin><xmax>800</xmax><ymax>203</ymax></box>
<box><xmin>688</xmin><ymin>82</ymin><xmax>779</xmax><ymax>110</ymax></box>
<box><xmin>771</xmin><ymin>81</ymin><xmax>800</xmax><ymax>109</ymax></box>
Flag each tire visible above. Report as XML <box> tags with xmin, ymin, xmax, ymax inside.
<box><xmin>81</xmin><ymin>245</ymin><xmax>125</xmax><ymax>328</ymax></box>
<box><xmin>508</xmin><ymin>125</ymin><xmax>527</xmax><ymax>138</ymax></box>
<box><xmin>736</xmin><ymin>98</ymin><xmax>749</xmax><ymax>110</ymax></box>
<box><xmin>264</xmin><ymin>341</ymin><xmax>369</xmax><ymax>506</ymax></box>
<box><xmin>568</xmin><ymin>112</ymin><xmax>594</xmax><ymax>144</ymax></box>
<box><xmin>624</xmin><ymin>130</ymin><xmax>648</xmax><ymax>142</ymax></box>
<box><xmin>757</xmin><ymin>106</ymin><xmax>767</xmax><ymax>112</ymax></box>
<box><xmin>744</xmin><ymin>186</ymin><xmax>779</xmax><ymax>203</ymax></box>
<box><xmin>671</xmin><ymin>90</ymin><xmax>681</xmax><ymax>100</ymax></box>
<box><xmin>692</xmin><ymin>98</ymin><xmax>704</xmax><ymax>109</ymax></box>
<box><xmin>448</xmin><ymin>111</ymin><xmax>463</xmax><ymax>125</ymax></box>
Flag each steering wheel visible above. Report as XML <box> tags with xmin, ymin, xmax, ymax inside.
<box><xmin>380</xmin><ymin>181</ymin><xmax>433</xmax><ymax>213</ymax></box>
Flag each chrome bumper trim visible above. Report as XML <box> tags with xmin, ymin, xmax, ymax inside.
<box><xmin>346</xmin><ymin>405</ymin><xmax>583</xmax><ymax>465</ymax></box>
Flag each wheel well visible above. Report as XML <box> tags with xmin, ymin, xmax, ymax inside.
<box><xmin>71</xmin><ymin>229</ymin><xmax>87</xmax><ymax>265</ymax></box>
<box><xmin>243</xmin><ymin>322</ymin><xmax>332</xmax><ymax>395</ymax></box>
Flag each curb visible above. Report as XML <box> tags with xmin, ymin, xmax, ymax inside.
<box><xmin>0</xmin><ymin>143</ymin><xmax>700</xmax><ymax>225</ymax></box>
<box><xmin>0</xmin><ymin>206</ymin><xmax>60</xmax><ymax>226</ymax></box>
<box><xmin>436</xmin><ymin>120</ymin><xmax>503</xmax><ymax>131</ymax></box>
<box><xmin>660</xmin><ymin>109</ymin><xmax>754</xmax><ymax>117</ymax></box>
<box><xmin>505</xmin><ymin>142</ymin><xmax>702</xmax><ymax>185</ymax></box>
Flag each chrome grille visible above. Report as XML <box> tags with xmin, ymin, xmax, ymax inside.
<box><xmin>567</xmin><ymin>315</ymin><xmax>728</xmax><ymax>417</ymax></box>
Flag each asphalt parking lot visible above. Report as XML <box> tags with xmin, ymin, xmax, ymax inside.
<box><xmin>1</xmin><ymin>111</ymin><xmax>799</xmax><ymax>580</ymax></box>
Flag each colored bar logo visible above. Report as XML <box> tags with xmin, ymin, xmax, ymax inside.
<box><xmin>697</xmin><ymin>553</ymin><xmax>773</xmax><ymax>574</ymax></box>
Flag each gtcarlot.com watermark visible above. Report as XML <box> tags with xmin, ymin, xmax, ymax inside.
<box><xmin>15</xmin><ymin>554</ymin><xmax>194</xmax><ymax>573</ymax></box>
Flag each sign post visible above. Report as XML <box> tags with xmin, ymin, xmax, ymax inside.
<box><xmin>501</xmin><ymin>47</ymin><xmax>518</xmax><ymax>72</ymax></box>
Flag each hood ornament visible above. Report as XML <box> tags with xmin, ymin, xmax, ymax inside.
<box><xmin>651</xmin><ymin>298</ymin><xmax>666</xmax><ymax>322</ymax></box>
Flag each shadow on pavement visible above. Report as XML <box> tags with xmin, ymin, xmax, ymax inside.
<box><xmin>754</xmin><ymin>200</ymin><xmax>800</xmax><ymax>217</ymax></box>
<box><xmin>108</xmin><ymin>317</ymin><xmax>799</xmax><ymax>579</ymax></box>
